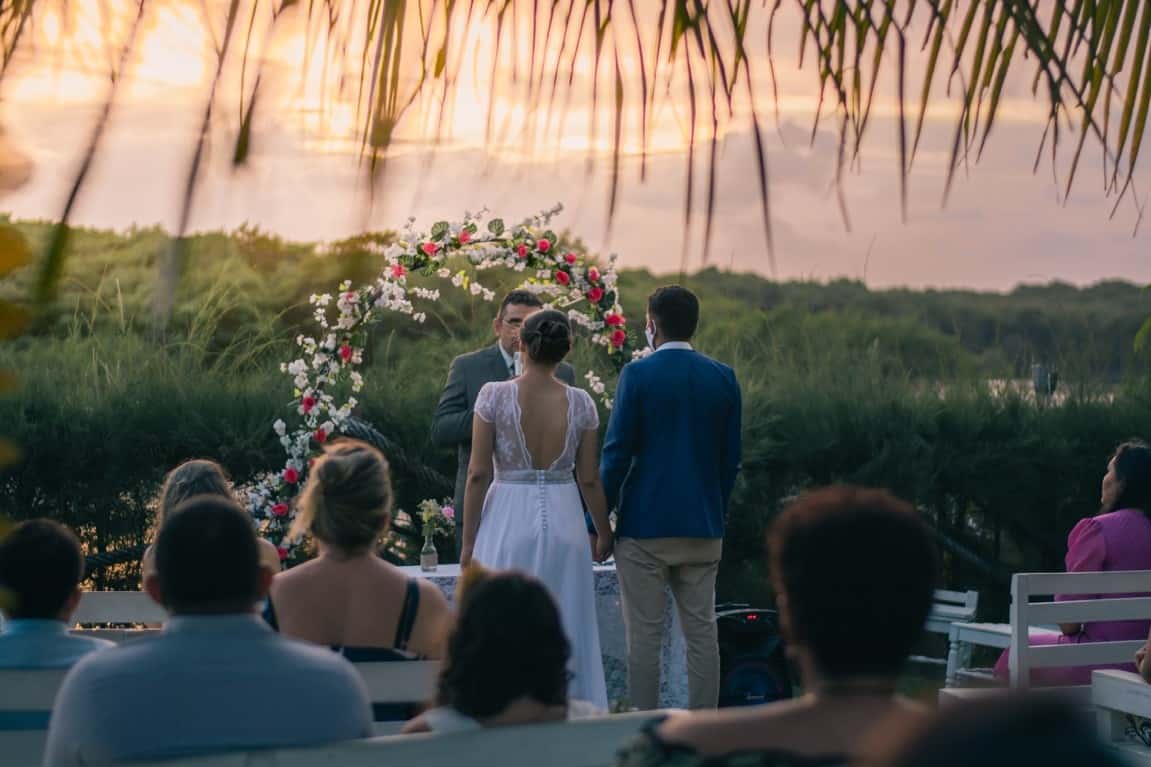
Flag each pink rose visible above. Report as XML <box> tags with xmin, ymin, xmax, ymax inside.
<box><xmin>442</xmin><ymin>506</ymin><xmax>455</xmax><ymax>521</ymax></box>
<box><xmin>537</xmin><ymin>239</ymin><xmax>551</xmax><ymax>253</ymax></box>
<box><xmin>391</xmin><ymin>264</ymin><xmax>407</xmax><ymax>279</ymax></box>
<box><xmin>517</xmin><ymin>244</ymin><xmax>528</xmax><ymax>259</ymax></box>
<box><xmin>458</xmin><ymin>229</ymin><xmax>471</xmax><ymax>244</ymax></box>
<box><xmin>605</xmin><ymin>313</ymin><xmax>625</xmax><ymax>327</ymax></box>
<box><xmin>555</xmin><ymin>270</ymin><xmax>571</xmax><ymax>286</ymax></box>
<box><xmin>587</xmin><ymin>267</ymin><xmax>600</xmax><ymax>282</ymax></box>
<box><xmin>301</xmin><ymin>395</ymin><xmax>317</xmax><ymax>414</ymax></box>
<box><xmin>277</xmin><ymin>546</ymin><xmax>289</xmax><ymax>561</ymax></box>
<box><xmin>339</xmin><ymin>344</ymin><xmax>353</xmax><ymax>362</ymax></box>
<box><xmin>271</xmin><ymin>503</ymin><xmax>290</xmax><ymax>517</ymax></box>
<box><xmin>611</xmin><ymin>329</ymin><xmax>627</xmax><ymax>348</ymax></box>
<box><xmin>587</xmin><ymin>287</ymin><xmax>605</xmax><ymax>304</ymax></box>
<box><xmin>283</xmin><ymin>467</ymin><xmax>300</xmax><ymax>484</ymax></box>
<box><xmin>343</xmin><ymin>291</ymin><xmax>357</xmax><ymax>303</ymax></box>
<box><xmin>564</xmin><ymin>252</ymin><xmax>577</xmax><ymax>264</ymax></box>
<box><xmin>421</xmin><ymin>242</ymin><xmax>439</xmax><ymax>257</ymax></box>
<box><xmin>314</xmin><ymin>427</ymin><xmax>328</xmax><ymax>444</ymax></box>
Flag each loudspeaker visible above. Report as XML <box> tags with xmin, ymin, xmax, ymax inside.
<box><xmin>716</xmin><ymin>603</ymin><xmax>793</xmax><ymax>708</ymax></box>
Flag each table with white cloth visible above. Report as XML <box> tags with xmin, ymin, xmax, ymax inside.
<box><xmin>398</xmin><ymin>563</ymin><xmax>689</xmax><ymax>708</ymax></box>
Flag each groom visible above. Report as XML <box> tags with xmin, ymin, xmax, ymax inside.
<box><xmin>601</xmin><ymin>285</ymin><xmax>742</xmax><ymax>710</ymax></box>
<box><xmin>431</xmin><ymin>290</ymin><xmax>575</xmax><ymax>555</ymax></box>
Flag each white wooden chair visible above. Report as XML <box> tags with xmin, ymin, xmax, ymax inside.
<box><xmin>0</xmin><ymin>668</ymin><xmax>69</xmax><ymax>767</ymax></box>
<box><xmin>909</xmin><ymin>588</ymin><xmax>978</xmax><ymax>683</ymax></box>
<box><xmin>940</xmin><ymin>570</ymin><xmax>1151</xmax><ymax>703</ymax></box>
<box><xmin>353</xmin><ymin>661</ymin><xmax>440</xmax><ymax>734</ymax></box>
<box><xmin>1093</xmin><ymin>669</ymin><xmax>1151</xmax><ymax>763</ymax></box>
<box><xmin>122</xmin><ymin>711</ymin><xmax>665</xmax><ymax>767</ymax></box>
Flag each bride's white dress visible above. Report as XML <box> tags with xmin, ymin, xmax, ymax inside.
<box><xmin>471</xmin><ymin>380</ymin><xmax>608</xmax><ymax>710</ymax></box>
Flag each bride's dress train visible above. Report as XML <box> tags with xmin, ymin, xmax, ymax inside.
<box><xmin>470</xmin><ymin>380</ymin><xmax>608</xmax><ymax>710</ymax></box>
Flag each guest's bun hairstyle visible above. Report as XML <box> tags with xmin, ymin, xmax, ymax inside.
<box><xmin>437</xmin><ymin>570</ymin><xmax>571</xmax><ymax>719</ymax></box>
<box><xmin>291</xmin><ymin>439</ymin><xmax>393</xmax><ymax>552</ymax></box>
<box><xmin>1106</xmin><ymin>439</ymin><xmax>1151</xmax><ymax>514</ymax></box>
<box><xmin>155</xmin><ymin>495</ymin><xmax>261</xmax><ymax>611</ymax></box>
<box><xmin>769</xmin><ymin>485</ymin><xmax>937</xmax><ymax>678</ymax></box>
<box><xmin>158</xmin><ymin>459</ymin><xmax>232</xmax><ymax>523</ymax></box>
<box><xmin>520</xmin><ymin>309</ymin><xmax>572</xmax><ymax>365</ymax></box>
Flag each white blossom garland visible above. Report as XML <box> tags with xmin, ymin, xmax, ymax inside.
<box><xmin>247</xmin><ymin>205</ymin><xmax>634</xmax><ymax>561</ymax></box>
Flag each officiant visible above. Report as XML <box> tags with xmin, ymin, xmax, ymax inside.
<box><xmin>431</xmin><ymin>290</ymin><xmax>576</xmax><ymax>555</ymax></box>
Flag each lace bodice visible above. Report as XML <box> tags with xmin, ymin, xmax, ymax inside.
<box><xmin>475</xmin><ymin>381</ymin><xmax>599</xmax><ymax>474</ymax></box>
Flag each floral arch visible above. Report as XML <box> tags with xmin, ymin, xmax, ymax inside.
<box><xmin>245</xmin><ymin>205</ymin><xmax>635</xmax><ymax>560</ymax></box>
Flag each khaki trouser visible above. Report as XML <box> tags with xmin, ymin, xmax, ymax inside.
<box><xmin>615</xmin><ymin>537</ymin><xmax>723</xmax><ymax>711</ymax></box>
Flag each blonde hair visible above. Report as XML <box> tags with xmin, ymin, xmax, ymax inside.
<box><xmin>290</xmin><ymin>440</ymin><xmax>393</xmax><ymax>552</ymax></box>
<box><xmin>158</xmin><ymin>460</ymin><xmax>233</xmax><ymax>522</ymax></box>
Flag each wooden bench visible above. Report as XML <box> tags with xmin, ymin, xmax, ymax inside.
<box><xmin>120</xmin><ymin>711</ymin><xmax>664</xmax><ymax>767</ymax></box>
<box><xmin>0</xmin><ymin>661</ymin><xmax>440</xmax><ymax>766</ymax></box>
<box><xmin>909</xmin><ymin>589</ymin><xmax>978</xmax><ymax>684</ymax></box>
<box><xmin>939</xmin><ymin>570</ymin><xmax>1151</xmax><ymax>703</ymax></box>
<box><xmin>1093</xmin><ymin>669</ymin><xmax>1151</xmax><ymax>763</ymax></box>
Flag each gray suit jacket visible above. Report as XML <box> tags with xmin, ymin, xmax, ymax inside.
<box><xmin>431</xmin><ymin>344</ymin><xmax>575</xmax><ymax>551</ymax></box>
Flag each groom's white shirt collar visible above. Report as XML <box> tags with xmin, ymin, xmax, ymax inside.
<box><xmin>656</xmin><ymin>341</ymin><xmax>694</xmax><ymax>352</ymax></box>
<box><xmin>497</xmin><ymin>344</ymin><xmax>515</xmax><ymax>372</ymax></box>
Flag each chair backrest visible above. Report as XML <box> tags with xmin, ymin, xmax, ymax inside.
<box><xmin>1009</xmin><ymin>570</ymin><xmax>1151</xmax><ymax>688</ymax></box>
<box><xmin>73</xmin><ymin>591</ymin><xmax>166</xmax><ymax>625</ymax></box>
<box><xmin>0</xmin><ymin>668</ymin><xmax>69</xmax><ymax>767</ymax></box>
<box><xmin>353</xmin><ymin>660</ymin><xmax>439</xmax><ymax>720</ymax></box>
<box><xmin>925</xmin><ymin>589</ymin><xmax>979</xmax><ymax>635</ymax></box>
<box><xmin>125</xmin><ymin>711</ymin><xmax>665</xmax><ymax>767</ymax></box>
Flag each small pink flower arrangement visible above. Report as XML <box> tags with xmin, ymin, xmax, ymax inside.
<box><xmin>418</xmin><ymin>498</ymin><xmax>457</xmax><ymax>538</ymax></box>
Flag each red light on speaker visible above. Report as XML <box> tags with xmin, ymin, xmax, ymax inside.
<box><xmin>746</xmin><ymin>614</ymin><xmax>759</xmax><ymax>622</ymax></box>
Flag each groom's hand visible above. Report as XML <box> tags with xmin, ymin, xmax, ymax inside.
<box><xmin>594</xmin><ymin>534</ymin><xmax>614</xmax><ymax>564</ymax></box>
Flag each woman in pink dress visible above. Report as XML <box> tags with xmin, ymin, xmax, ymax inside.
<box><xmin>995</xmin><ymin>440</ymin><xmax>1151</xmax><ymax>685</ymax></box>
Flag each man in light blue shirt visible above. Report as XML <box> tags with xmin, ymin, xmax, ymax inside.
<box><xmin>43</xmin><ymin>496</ymin><xmax>373</xmax><ymax>767</ymax></box>
<box><xmin>0</xmin><ymin>520</ymin><xmax>113</xmax><ymax>669</ymax></box>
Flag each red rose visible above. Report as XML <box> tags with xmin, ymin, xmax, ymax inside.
<box><xmin>271</xmin><ymin>503</ymin><xmax>290</xmax><ymax>517</ymax></box>
<box><xmin>391</xmin><ymin>264</ymin><xmax>407</xmax><ymax>279</ymax></box>
<box><xmin>458</xmin><ymin>229</ymin><xmax>471</xmax><ymax>244</ymax></box>
<box><xmin>301</xmin><ymin>395</ymin><xmax>317</xmax><ymax>414</ymax></box>
<box><xmin>421</xmin><ymin>242</ymin><xmax>439</xmax><ymax>257</ymax></box>
<box><xmin>537</xmin><ymin>239</ymin><xmax>551</xmax><ymax>253</ymax></box>
<box><xmin>339</xmin><ymin>344</ymin><xmax>353</xmax><ymax>362</ymax></box>
<box><xmin>605</xmin><ymin>313</ymin><xmax>625</xmax><ymax>327</ymax></box>
<box><xmin>314</xmin><ymin>427</ymin><xmax>328</xmax><ymax>444</ymax></box>
<box><xmin>277</xmin><ymin>546</ymin><xmax>289</xmax><ymax>561</ymax></box>
<box><xmin>283</xmin><ymin>467</ymin><xmax>300</xmax><ymax>484</ymax></box>
<box><xmin>587</xmin><ymin>267</ymin><xmax>600</xmax><ymax>282</ymax></box>
<box><xmin>611</xmin><ymin>329</ymin><xmax>627</xmax><ymax>347</ymax></box>
<box><xmin>587</xmin><ymin>287</ymin><xmax>605</xmax><ymax>304</ymax></box>
<box><xmin>564</xmin><ymin>252</ymin><xmax>577</xmax><ymax>264</ymax></box>
<box><xmin>517</xmin><ymin>244</ymin><xmax>528</xmax><ymax>259</ymax></box>
<box><xmin>555</xmin><ymin>270</ymin><xmax>571</xmax><ymax>286</ymax></box>
<box><xmin>342</xmin><ymin>291</ymin><xmax>357</xmax><ymax>303</ymax></box>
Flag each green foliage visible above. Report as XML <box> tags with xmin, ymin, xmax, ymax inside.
<box><xmin>4</xmin><ymin>221</ymin><xmax>1151</xmax><ymax>605</ymax></box>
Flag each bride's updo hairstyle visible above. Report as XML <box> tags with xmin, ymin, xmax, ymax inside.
<box><xmin>520</xmin><ymin>309</ymin><xmax>572</xmax><ymax>365</ymax></box>
<box><xmin>290</xmin><ymin>439</ymin><xmax>393</xmax><ymax>554</ymax></box>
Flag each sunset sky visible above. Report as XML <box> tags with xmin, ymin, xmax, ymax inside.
<box><xmin>0</xmin><ymin>0</ymin><xmax>1147</xmax><ymax>290</ymax></box>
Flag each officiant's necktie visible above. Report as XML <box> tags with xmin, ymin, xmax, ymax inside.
<box><xmin>507</xmin><ymin>362</ymin><xmax>515</xmax><ymax>379</ymax></box>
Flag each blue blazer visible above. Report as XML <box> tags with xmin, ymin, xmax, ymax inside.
<box><xmin>601</xmin><ymin>347</ymin><xmax>741</xmax><ymax>539</ymax></box>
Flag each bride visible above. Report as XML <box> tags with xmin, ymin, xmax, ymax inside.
<box><xmin>459</xmin><ymin>308</ymin><xmax>613</xmax><ymax>710</ymax></box>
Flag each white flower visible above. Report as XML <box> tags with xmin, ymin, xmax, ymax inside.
<box><xmin>592</xmin><ymin>381</ymin><xmax>606</xmax><ymax>395</ymax></box>
<box><xmin>287</xmin><ymin>359</ymin><xmax>308</xmax><ymax>377</ymax></box>
<box><xmin>273</xmin><ymin>419</ymin><xmax>287</xmax><ymax>436</ymax></box>
<box><xmin>469</xmin><ymin>282</ymin><xmax>483</xmax><ymax>296</ymax></box>
<box><xmin>436</xmin><ymin>268</ymin><xmax>452</xmax><ymax>279</ymax></box>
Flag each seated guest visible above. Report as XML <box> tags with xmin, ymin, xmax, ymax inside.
<box><xmin>267</xmin><ymin>440</ymin><xmax>450</xmax><ymax>661</ymax></box>
<box><xmin>142</xmin><ymin>459</ymin><xmax>282</xmax><ymax>579</ymax></box>
<box><xmin>42</xmin><ymin>496</ymin><xmax>372</xmax><ymax>766</ymax></box>
<box><xmin>616</xmin><ymin>486</ymin><xmax>937</xmax><ymax>767</ymax></box>
<box><xmin>871</xmin><ymin>697</ymin><xmax>1126</xmax><ymax>767</ymax></box>
<box><xmin>0</xmin><ymin>520</ymin><xmax>113</xmax><ymax>668</ymax></box>
<box><xmin>996</xmin><ymin>440</ymin><xmax>1151</xmax><ymax>685</ymax></box>
<box><xmin>403</xmin><ymin>568</ymin><xmax>599</xmax><ymax>734</ymax></box>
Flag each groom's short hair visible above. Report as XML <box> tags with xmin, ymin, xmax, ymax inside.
<box><xmin>499</xmin><ymin>290</ymin><xmax>543</xmax><ymax>318</ymax></box>
<box><xmin>648</xmin><ymin>285</ymin><xmax>699</xmax><ymax>341</ymax></box>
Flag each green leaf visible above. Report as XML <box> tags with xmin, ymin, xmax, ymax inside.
<box><xmin>430</xmin><ymin>221</ymin><xmax>450</xmax><ymax>240</ymax></box>
<box><xmin>543</xmin><ymin>229</ymin><xmax>557</xmax><ymax>244</ymax></box>
<box><xmin>487</xmin><ymin>218</ymin><xmax>505</xmax><ymax>236</ymax></box>
<box><xmin>1136</xmin><ymin>314</ymin><xmax>1151</xmax><ymax>352</ymax></box>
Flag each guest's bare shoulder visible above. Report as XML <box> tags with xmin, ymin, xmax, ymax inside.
<box><xmin>656</xmin><ymin>699</ymin><xmax>815</xmax><ymax>757</ymax></box>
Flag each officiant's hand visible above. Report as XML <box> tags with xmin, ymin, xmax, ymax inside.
<box><xmin>460</xmin><ymin>546</ymin><xmax>474</xmax><ymax>569</ymax></box>
<box><xmin>594</xmin><ymin>533</ymin><xmax>614</xmax><ymax>563</ymax></box>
